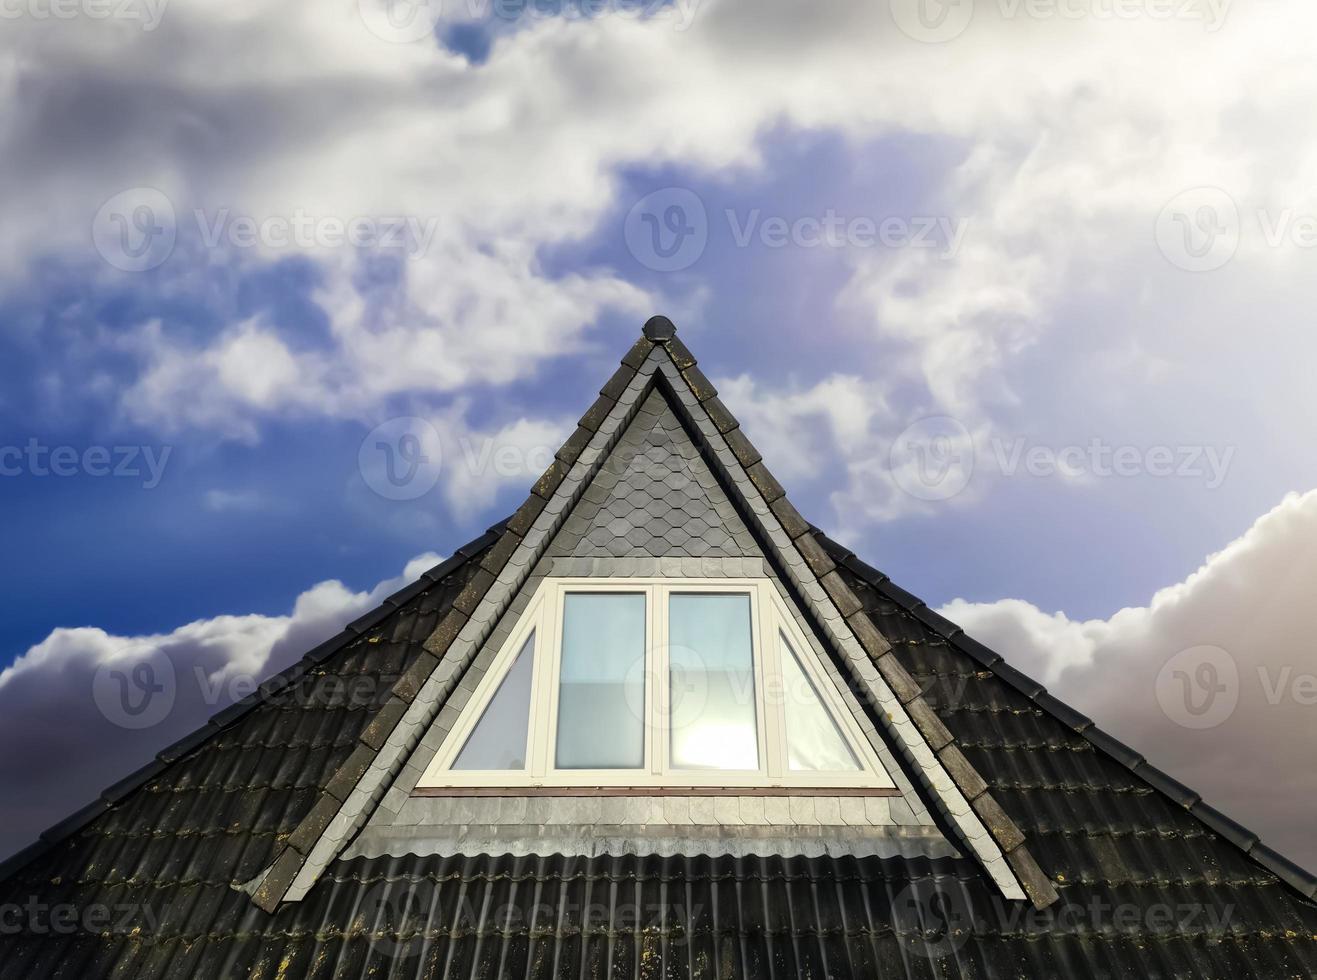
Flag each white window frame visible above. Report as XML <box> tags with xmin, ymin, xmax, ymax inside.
<box><xmin>417</xmin><ymin>578</ymin><xmax>893</xmax><ymax>790</ymax></box>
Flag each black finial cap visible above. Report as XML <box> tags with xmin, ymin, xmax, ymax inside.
<box><xmin>643</xmin><ymin>315</ymin><xmax>677</xmax><ymax>343</ymax></box>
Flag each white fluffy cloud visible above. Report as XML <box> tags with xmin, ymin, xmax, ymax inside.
<box><xmin>0</xmin><ymin>552</ymin><xmax>440</xmax><ymax>862</ymax></box>
<box><xmin>940</xmin><ymin>489</ymin><xmax>1317</xmax><ymax>868</ymax></box>
<box><xmin>8</xmin><ymin>0</ymin><xmax>1317</xmax><ymax>477</ymax></box>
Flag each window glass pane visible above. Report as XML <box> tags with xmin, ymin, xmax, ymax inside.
<box><xmin>780</xmin><ymin>632</ymin><xmax>862</xmax><ymax>771</ymax></box>
<box><xmin>669</xmin><ymin>593</ymin><xmax>759</xmax><ymax>770</ymax></box>
<box><xmin>452</xmin><ymin>631</ymin><xmax>535</xmax><ymax>770</ymax></box>
<box><xmin>555</xmin><ymin>593</ymin><xmax>646</xmax><ymax>769</ymax></box>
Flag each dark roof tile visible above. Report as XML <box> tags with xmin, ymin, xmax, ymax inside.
<box><xmin>599</xmin><ymin>365</ymin><xmax>634</xmax><ymax>401</ymax></box>
<box><xmin>1249</xmin><ymin>843</ymin><xmax>1317</xmax><ymax>899</ymax></box>
<box><xmin>847</xmin><ymin>609</ymin><xmax>894</xmax><ymax>661</ymax></box>
<box><xmin>910</xmin><ymin>604</ymin><xmax>963</xmax><ymax>639</ymax></box>
<box><xmin>820</xmin><ymin>570</ymin><xmax>863</xmax><ymax>618</ymax></box>
<box><xmin>988</xmin><ymin>661</ymin><xmax>1047</xmax><ymax>700</ymax></box>
<box><xmin>456</xmin><ymin>528</ymin><xmax>502</xmax><ymax>558</ymax></box>
<box><xmin>392</xmin><ymin>650</ymin><xmax>440</xmax><ymax>703</ymax></box>
<box><xmin>703</xmin><ymin>395</ymin><xmax>738</xmax><ymax>433</ymax></box>
<box><xmin>506</xmin><ymin>492</ymin><xmax>547</xmax><ymax>537</ymax></box>
<box><xmin>39</xmin><ymin>799</ymin><xmax>110</xmax><ymax>843</ymax></box>
<box><xmin>1131</xmin><ymin>763</ymin><xmax>1200</xmax><ymax>809</ymax></box>
<box><xmin>665</xmin><ymin>335</ymin><xmax>697</xmax><ymax>369</ymax></box>
<box><xmin>100</xmin><ymin>759</ymin><xmax>167</xmax><ymax>804</ymax></box>
<box><xmin>1082</xmin><ymin>727</ymin><xmax>1145</xmax><ymax>771</ymax></box>
<box><xmin>345</xmin><ymin>604</ymin><xmax>394</xmax><ymax>635</ymax></box>
<box><xmin>478</xmin><ymin>529</ymin><xmax>521</xmax><ymax>577</ymax></box>
<box><xmin>1032</xmin><ymin>692</ymin><xmax>1093</xmax><ymax>733</ymax></box>
<box><xmin>577</xmin><ymin>394</ymin><xmax>615</xmax><ymax>432</ymax></box>
<box><xmin>421</xmin><ymin>554</ymin><xmax>467</xmax><ymax>583</ymax></box>
<box><xmin>621</xmin><ymin>336</ymin><xmax>654</xmax><ymax>369</ymax></box>
<box><xmin>680</xmin><ymin>364</ymin><xmax>717</xmax><ymax>401</ymax></box>
<box><xmin>793</xmin><ymin>530</ymin><xmax>836</xmax><ymax>577</ymax></box>
<box><xmin>452</xmin><ymin>567</ymin><xmax>496</xmax><ymax>616</ymax></box>
<box><xmin>383</xmin><ymin>577</ymin><xmax>431</xmax><ymax>609</ymax></box>
<box><xmin>422</xmin><ymin>609</ymin><xmax>467</xmax><ymax>658</ymax></box>
<box><xmin>723</xmin><ymin>426</ymin><xmax>762</xmax><ymax>468</ymax></box>
<box><xmin>770</xmin><ymin>497</ymin><xmax>810</xmax><ymax>539</ymax></box>
<box><xmin>1190</xmin><ymin>801</ymin><xmax>1260</xmax><ymax>853</ymax></box>
<box><xmin>745</xmin><ymin>461</ymin><xmax>785</xmax><ymax>503</ymax></box>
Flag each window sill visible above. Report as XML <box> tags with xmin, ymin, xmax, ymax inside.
<box><xmin>413</xmin><ymin>786</ymin><xmax>903</xmax><ymax>797</ymax></box>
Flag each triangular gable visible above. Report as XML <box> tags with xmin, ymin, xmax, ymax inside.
<box><xmin>384</xmin><ymin>384</ymin><xmax>935</xmax><ymax>826</ymax></box>
<box><xmin>252</xmin><ymin>319</ymin><xmax>1052</xmax><ymax>910</ymax></box>
<box><xmin>548</xmin><ymin>389</ymin><xmax>761</xmax><ymax>560</ymax></box>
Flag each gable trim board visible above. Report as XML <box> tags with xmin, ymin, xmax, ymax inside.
<box><xmin>250</xmin><ymin>325</ymin><xmax>1048</xmax><ymax>911</ymax></box>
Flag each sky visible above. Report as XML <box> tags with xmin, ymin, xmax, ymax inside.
<box><xmin>1</xmin><ymin>0</ymin><xmax>1315</xmax><ymax>869</ymax></box>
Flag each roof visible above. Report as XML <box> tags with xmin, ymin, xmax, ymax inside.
<box><xmin>1</xmin><ymin>318</ymin><xmax>1314</xmax><ymax>979</ymax></box>
<box><xmin>247</xmin><ymin>322</ymin><xmax>1045</xmax><ymax>911</ymax></box>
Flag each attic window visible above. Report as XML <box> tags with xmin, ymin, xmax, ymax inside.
<box><xmin>418</xmin><ymin>579</ymin><xmax>891</xmax><ymax>790</ymax></box>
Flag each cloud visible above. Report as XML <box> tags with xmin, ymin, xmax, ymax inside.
<box><xmin>7</xmin><ymin>5</ymin><xmax>1309</xmax><ymax>392</ymax></box>
<box><xmin>203</xmin><ymin>488</ymin><xmax>269</xmax><ymax>512</ymax></box>
<box><xmin>441</xmin><ymin>414</ymin><xmax>572</xmax><ymax>522</ymax></box>
<box><xmin>6</xmin><ymin>0</ymin><xmax>1317</xmax><ymax>530</ymax></box>
<box><xmin>0</xmin><ymin>552</ymin><xmax>440</xmax><ymax>863</ymax></box>
<box><xmin>939</xmin><ymin>489</ymin><xmax>1317</xmax><ymax>869</ymax></box>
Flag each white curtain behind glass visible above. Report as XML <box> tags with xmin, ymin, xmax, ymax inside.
<box><xmin>452</xmin><ymin>631</ymin><xmax>536</xmax><ymax>770</ymax></box>
<box><xmin>780</xmin><ymin>632</ymin><xmax>861</xmax><ymax>771</ymax></box>
<box><xmin>555</xmin><ymin>593</ymin><xmax>646</xmax><ymax>768</ymax></box>
<box><xmin>668</xmin><ymin>593</ymin><xmax>759</xmax><ymax>770</ymax></box>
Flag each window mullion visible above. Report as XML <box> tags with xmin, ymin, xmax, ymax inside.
<box><xmin>652</xmin><ymin>583</ymin><xmax>666</xmax><ymax>778</ymax></box>
<box><xmin>762</xmin><ymin>589</ymin><xmax>787</xmax><ymax>782</ymax></box>
<box><xmin>531</xmin><ymin>583</ymin><xmax>562</xmax><ymax>781</ymax></box>
<box><xmin>749</xmin><ymin>583</ymin><xmax>770</xmax><ymax>782</ymax></box>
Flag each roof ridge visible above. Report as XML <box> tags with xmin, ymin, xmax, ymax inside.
<box><xmin>0</xmin><ymin>523</ymin><xmax>500</xmax><ymax>887</ymax></box>
<box><xmin>816</xmin><ymin>532</ymin><xmax>1317</xmax><ymax>903</ymax></box>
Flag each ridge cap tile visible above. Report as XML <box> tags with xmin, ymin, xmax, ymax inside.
<box><xmin>987</xmin><ymin>661</ymin><xmax>1047</xmax><ymax>700</ymax></box>
<box><xmin>1129</xmin><ymin>762</ymin><xmax>1200</xmax><ymax>809</ymax></box>
<box><xmin>1249</xmin><ymin>843</ymin><xmax>1317</xmax><ymax>899</ymax></box>
<box><xmin>0</xmin><ymin>840</ymin><xmax>53</xmax><ymax>882</ymax></box>
<box><xmin>1031</xmin><ymin>691</ymin><xmax>1093</xmax><ymax>732</ymax></box>
<box><xmin>1082</xmin><ymin>727</ymin><xmax>1146</xmax><ymax>771</ymax></box>
<box><xmin>39</xmin><ymin>799</ymin><xmax>110</xmax><ymax>843</ymax></box>
<box><xmin>208</xmin><ymin>695</ymin><xmax>261</xmax><ymax>730</ymax></box>
<box><xmin>1190</xmin><ymin>801</ymin><xmax>1261</xmax><ymax>853</ymax></box>
<box><xmin>910</xmin><ymin>604</ymin><xmax>963</xmax><ymax>638</ymax></box>
<box><xmin>100</xmin><ymin>759</ymin><xmax>167</xmax><ymax>805</ymax></box>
